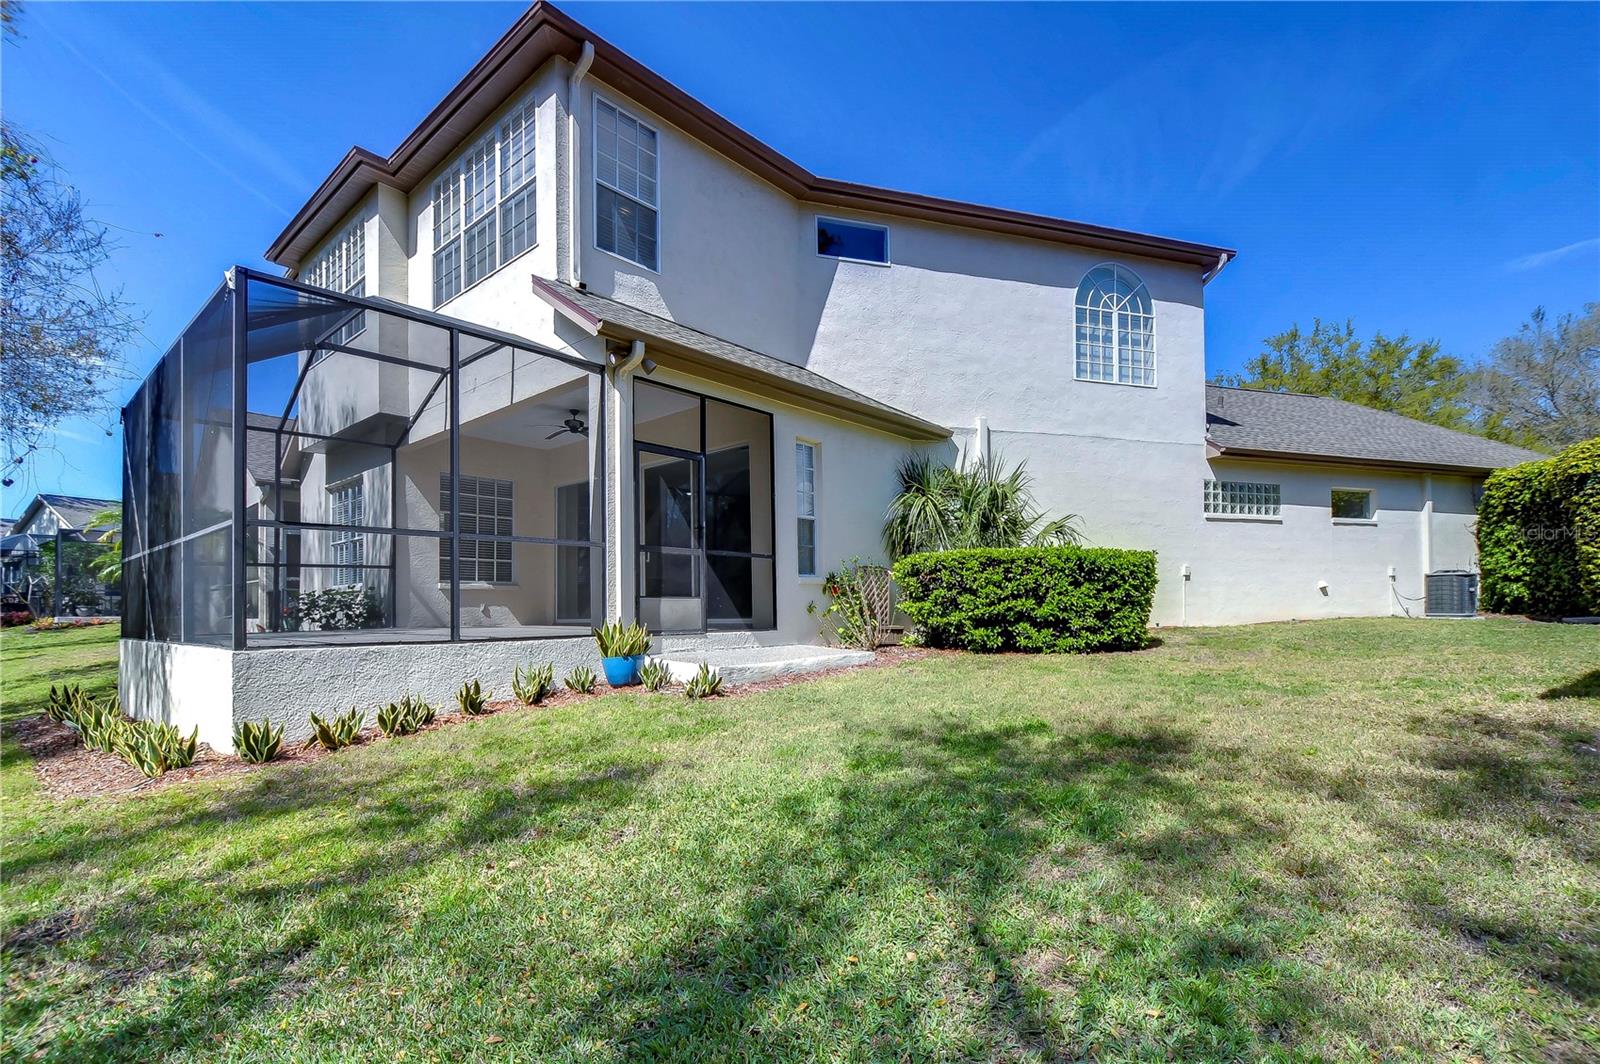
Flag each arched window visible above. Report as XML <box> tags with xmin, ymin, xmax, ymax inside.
<box><xmin>1075</xmin><ymin>264</ymin><xmax>1155</xmax><ymax>386</ymax></box>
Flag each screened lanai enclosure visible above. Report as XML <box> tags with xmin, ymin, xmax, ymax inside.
<box><xmin>121</xmin><ymin>268</ymin><xmax>606</xmax><ymax>649</ymax></box>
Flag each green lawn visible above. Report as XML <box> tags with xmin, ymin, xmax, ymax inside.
<box><xmin>2</xmin><ymin>619</ymin><xmax>1597</xmax><ymax>1062</ymax></box>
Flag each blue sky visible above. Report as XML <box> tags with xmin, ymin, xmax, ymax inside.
<box><xmin>4</xmin><ymin>1</ymin><xmax>1596</xmax><ymax>505</ymax></box>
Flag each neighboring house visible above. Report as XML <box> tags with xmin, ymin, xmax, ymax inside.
<box><xmin>116</xmin><ymin>2</ymin><xmax>1540</xmax><ymax>747</ymax></box>
<box><xmin>1</xmin><ymin>493</ymin><xmax>122</xmax><ymax>616</ymax></box>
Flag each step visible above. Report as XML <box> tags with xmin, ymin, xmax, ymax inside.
<box><xmin>650</xmin><ymin>643</ymin><xmax>874</xmax><ymax>685</ymax></box>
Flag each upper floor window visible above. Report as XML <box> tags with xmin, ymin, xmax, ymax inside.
<box><xmin>430</xmin><ymin>98</ymin><xmax>537</xmax><ymax>306</ymax></box>
<box><xmin>817</xmin><ymin>217</ymin><xmax>889</xmax><ymax>264</ymax></box>
<box><xmin>1075</xmin><ymin>264</ymin><xmax>1155</xmax><ymax>386</ymax></box>
<box><xmin>301</xmin><ymin>220</ymin><xmax>366</xmax><ymax>345</ymax></box>
<box><xmin>594</xmin><ymin>98</ymin><xmax>658</xmax><ymax>270</ymax></box>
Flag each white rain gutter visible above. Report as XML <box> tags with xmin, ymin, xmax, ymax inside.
<box><xmin>566</xmin><ymin>41</ymin><xmax>595</xmax><ymax>286</ymax></box>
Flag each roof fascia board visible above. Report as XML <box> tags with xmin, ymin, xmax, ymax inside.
<box><xmin>1211</xmin><ymin>446</ymin><xmax>1505</xmax><ymax>477</ymax></box>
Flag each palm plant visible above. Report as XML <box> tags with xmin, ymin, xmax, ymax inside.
<box><xmin>882</xmin><ymin>453</ymin><xmax>1081</xmax><ymax>559</ymax></box>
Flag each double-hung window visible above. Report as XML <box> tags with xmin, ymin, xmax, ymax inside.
<box><xmin>329</xmin><ymin>481</ymin><xmax>365</xmax><ymax>585</ymax></box>
<box><xmin>301</xmin><ymin>221</ymin><xmax>366</xmax><ymax>345</ymax></box>
<box><xmin>795</xmin><ymin>442</ymin><xmax>817</xmax><ymax>576</ymax></box>
<box><xmin>594</xmin><ymin>98</ymin><xmax>659</xmax><ymax>270</ymax></box>
<box><xmin>430</xmin><ymin>98</ymin><xmax>537</xmax><ymax>306</ymax></box>
<box><xmin>1203</xmin><ymin>479</ymin><xmax>1281</xmax><ymax>518</ymax></box>
<box><xmin>440</xmin><ymin>474</ymin><xmax>514</xmax><ymax>584</ymax></box>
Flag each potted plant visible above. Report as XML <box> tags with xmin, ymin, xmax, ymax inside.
<box><xmin>593</xmin><ymin>621</ymin><xmax>652</xmax><ymax>687</ymax></box>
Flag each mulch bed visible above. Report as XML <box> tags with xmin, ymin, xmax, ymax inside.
<box><xmin>12</xmin><ymin>646</ymin><xmax>932</xmax><ymax>802</ymax></box>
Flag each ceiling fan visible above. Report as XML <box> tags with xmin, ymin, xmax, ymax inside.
<box><xmin>540</xmin><ymin>409</ymin><xmax>588</xmax><ymax>441</ymax></box>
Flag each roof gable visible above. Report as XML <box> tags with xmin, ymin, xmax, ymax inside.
<box><xmin>266</xmin><ymin>2</ymin><xmax>1232</xmax><ymax>274</ymax></box>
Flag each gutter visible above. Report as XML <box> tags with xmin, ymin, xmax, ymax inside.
<box><xmin>1202</xmin><ymin>251</ymin><xmax>1231</xmax><ymax>285</ymax></box>
<box><xmin>566</xmin><ymin>41</ymin><xmax>595</xmax><ymax>286</ymax></box>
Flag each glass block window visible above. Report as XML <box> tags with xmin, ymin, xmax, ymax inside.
<box><xmin>440</xmin><ymin>474</ymin><xmax>514</xmax><ymax>583</ymax></box>
<box><xmin>300</xmin><ymin>220</ymin><xmax>365</xmax><ymax>345</ymax></box>
<box><xmin>1331</xmin><ymin>488</ymin><xmax>1373</xmax><ymax>520</ymax></box>
<box><xmin>1203</xmin><ymin>480</ymin><xmax>1281</xmax><ymax>517</ymax></box>
<box><xmin>795</xmin><ymin>441</ymin><xmax>817</xmax><ymax>576</ymax></box>
<box><xmin>1075</xmin><ymin>264</ymin><xmax>1155</xmax><ymax>386</ymax></box>
<box><xmin>595</xmin><ymin>99</ymin><xmax>659</xmax><ymax>270</ymax></box>
<box><xmin>430</xmin><ymin>97</ymin><xmax>536</xmax><ymax>306</ymax></box>
<box><xmin>329</xmin><ymin>481</ymin><xmax>365</xmax><ymax>585</ymax></box>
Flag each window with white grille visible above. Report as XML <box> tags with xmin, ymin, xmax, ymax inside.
<box><xmin>300</xmin><ymin>221</ymin><xmax>366</xmax><ymax>345</ymax></box>
<box><xmin>1203</xmin><ymin>480</ymin><xmax>1281</xmax><ymax>517</ymax></box>
<box><xmin>594</xmin><ymin>98</ymin><xmax>659</xmax><ymax>270</ymax></box>
<box><xmin>1075</xmin><ymin>263</ymin><xmax>1155</xmax><ymax>386</ymax></box>
<box><xmin>329</xmin><ymin>481</ymin><xmax>365</xmax><ymax>585</ymax></box>
<box><xmin>440</xmin><ymin>474</ymin><xmax>514</xmax><ymax>583</ymax></box>
<box><xmin>430</xmin><ymin>98</ymin><xmax>537</xmax><ymax>306</ymax></box>
<box><xmin>795</xmin><ymin>441</ymin><xmax>817</xmax><ymax>576</ymax></box>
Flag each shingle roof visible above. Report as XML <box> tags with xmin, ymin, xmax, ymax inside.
<box><xmin>36</xmin><ymin>494</ymin><xmax>120</xmax><ymax>529</ymax></box>
<box><xmin>244</xmin><ymin>412</ymin><xmax>299</xmax><ymax>485</ymax></box>
<box><xmin>1205</xmin><ymin>386</ymin><xmax>1545</xmax><ymax>472</ymax></box>
<box><xmin>531</xmin><ymin>278</ymin><xmax>949</xmax><ymax>441</ymax></box>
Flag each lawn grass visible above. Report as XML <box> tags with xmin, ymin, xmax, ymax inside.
<box><xmin>2</xmin><ymin>618</ymin><xmax>1597</xmax><ymax>1062</ymax></box>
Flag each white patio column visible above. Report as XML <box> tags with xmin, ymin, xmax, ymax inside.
<box><xmin>604</xmin><ymin>341</ymin><xmax>644</xmax><ymax>623</ymax></box>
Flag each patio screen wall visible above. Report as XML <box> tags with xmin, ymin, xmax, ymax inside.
<box><xmin>121</xmin><ymin>268</ymin><xmax>605</xmax><ymax>650</ymax></box>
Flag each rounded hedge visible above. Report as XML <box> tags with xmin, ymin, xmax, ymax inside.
<box><xmin>1478</xmin><ymin>436</ymin><xmax>1599</xmax><ymax>617</ymax></box>
<box><xmin>891</xmin><ymin>546</ymin><xmax>1157</xmax><ymax>653</ymax></box>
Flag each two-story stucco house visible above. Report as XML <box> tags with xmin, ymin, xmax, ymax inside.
<box><xmin>117</xmin><ymin>2</ymin><xmax>1540</xmax><ymax>748</ymax></box>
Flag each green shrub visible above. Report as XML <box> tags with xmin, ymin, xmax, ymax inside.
<box><xmin>638</xmin><ymin>659</ymin><xmax>671</xmax><ymax>692</ymax></box>
<box><xmin>564</xmin><ymin>665</ymin><xmax>597</xmax><ymax>695</ymax></box>
<box><xmin>456</xmin><ymin>680</ymin><xmax>490</xmax><ymax>716</ymax></box>
<box><xmin>813</xmin><ymin>559</ymin><xmax>892</xmax><ymax>649</ymax></box>
<box><xmin>306</xmin><ymin>708</ymin><xmax>363</xmax><ymax>751</ymax></box>
<box><xmin>592</xmin><ymin>621</ymin><xmax>651</xmax><ymax>658</ymax></box>
<box><xmin>683</xmin><ymin>663</ymin><xmax>724</xmax><ymax>700</ymax></box>
<box><xmin>892</xmin><ymin>546</ymin><xmax>1157</xmax><ymax>653</ymax></box>
<box><xmin>512</xmin><ymin>663</ymin><xmax>556</xmax><ymax>705</ymax></box>
<box><xmin>1479</xmin><ymin>438</ymin><xmax>1599</xmax><ymax>616</ymax></box>
<box><xmin>234</xmin><ymin>720</ymin><xmax>284</xmax><ymax>764</ymax></box>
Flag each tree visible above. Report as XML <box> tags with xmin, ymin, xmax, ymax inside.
<box><xmin>87</xmin><ymin>505</ymin><xmax>122</xmax><ymax>584</ymax></box>
<box><xmin>1470</xmin><ymin>305</ymin><xmax>1599</xmax><ymax>453</ymax></box>
<box><xmin>1212</xmin><ymin>319</ymin><xmax>1474</xmax><ymax>432</ymax></box>
<box><xmin>1</xmin><ymin>121</ymin><xmax>140</xmax><ymax>478</ymax></box>
<box><xmin>882</xmin><ymin>453</ymin><xmax>1081</xmax><ymax>560</ymax></box>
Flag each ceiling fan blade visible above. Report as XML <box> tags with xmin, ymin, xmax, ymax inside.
<box><xmin>544</xmin><ymin>429</ymin><xmax>565</xmax><ymax>440</ymax></box>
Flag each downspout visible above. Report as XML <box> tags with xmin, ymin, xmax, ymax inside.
<box><xmin>1202</xmin><ymin>251</ymin><xmax>1231</xmax><ymax>284</ymax></box>
<box><xmin>566</xmin><ymin>41</ymin><xmax>595</xmax><ymax>287</ymax></box>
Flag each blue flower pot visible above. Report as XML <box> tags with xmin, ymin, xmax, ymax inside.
<box><xmin>602</xmin><ymin>654</ymin><xmax>644</xmax><ymax>687</ymax></box>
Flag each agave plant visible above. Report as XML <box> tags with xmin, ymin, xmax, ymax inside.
<box><xmin>563</xmin><ymin>665</ymin><xmax>597</xmax><ymax>695</ymax></box>
<box><xmin>151</xmin><ymin>721</ymin><xmax>198</xmax><ymax>769</ymax></box>
<box><xmin>683</xmin><ymin>663</ymin><xmax>724</xmax><ymax>700</ymax></box>
<box><xmin>512</xmin><ymin>663</ymin><xmax>556</xmax><ymax>705</ymax></box>
<box><xmin>234</xmin><ymin>720</ymin><xmax>284</xmax><ymax>764</ymax></box>
<box><xmin>456</xmin><ymin>680</ymin><xmax>490</xmax><ymax>716</ymax></box>
<box><xmin>592</xmin><ymin>621</ymin><xmax>652</xmax><ymax>658</ymax></box>
<box><xmin>306</xmin><ymin>707</ymin><xmax>363</xmax><ymax>751</ymax></box>
<box><xmin>882</xmin><ymin>453</ymin><xmax>1082</xmax><ymax>560</ymax></box>
<box><xmin>638</xmin><ymin>659</ymin><xmax>672</xmax><ymax>693</ymax></box>
<box><xmin>376</xmin><ymin>700</ymin><xmax>414</xmax><ymax>737</ymax></box>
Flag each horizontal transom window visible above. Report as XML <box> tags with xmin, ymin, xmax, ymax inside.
<box><xmin>816</xmin><ymin>217</ymin><xmax>889</xmax><ymax>264</ymax></box>
<box><xmin>1204</xmin><ymin>479</ymin><xmax>1281</xmax><ymax>517</ymax></box>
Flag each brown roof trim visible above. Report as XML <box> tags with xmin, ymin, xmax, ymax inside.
<box><xmin>530</xmin><ymin>277</ymin><xmax>949</xmax><ymax>442</ymax></box>
<box><xmin>1210</xmin><ymin>445</ymin><xmax>1506</xmax><ymax>477</ymax></box>
<box><xmin>266</xmin><ymin>1</ymin><xmax>1235</xmax><ymax>271</ymax></box>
